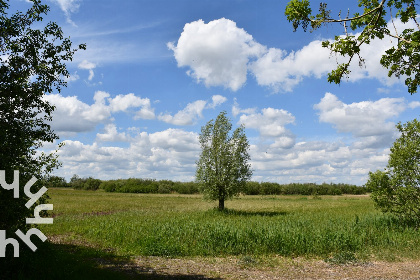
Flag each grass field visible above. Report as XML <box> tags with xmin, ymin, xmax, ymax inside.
<box><xmin>41</xmin><ymin>188</ymin><xmax>420</xmax><ymax>263</ymax></box>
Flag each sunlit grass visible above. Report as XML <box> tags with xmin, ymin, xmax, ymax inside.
<box><xmin>42</xmin><ymin>189</ymin><xmax>420</xmax><ymax>261</ymax></box>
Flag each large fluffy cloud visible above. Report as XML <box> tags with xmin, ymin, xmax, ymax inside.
<box><xmin>168</xmin><ymin>18</ymin><xmax>265</xmax><ymax>91</ymax></box>
<box><xmin>169</xmin><ymin>18</ymin><xmax>416</xmax><ymax>93</ymax></box>
<box><xmin>249</xmin><ymin>41</ymin><xmax>335</xmax><ymax>92</ymax></box>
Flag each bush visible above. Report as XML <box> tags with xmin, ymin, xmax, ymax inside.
<box><xmin>243</xmin><ymin>181</ymin><xmax>261</xmax><ymax>195</ymax></box>
<box><xmin>42</xmin><ymin>176</ymin><xmax>69</xmax><ymax>188</ymax></box>
<box><xmin>84</xmin><ymin>177</ymin><xmax>102</xmax><ymax>190</ymax></box>
<box><xmin>69</xmin><ymin>175</ymin><xmax>101</xmax><ymax>190</ymax></box>
<box><xmin>173</xmin><ymin>182</ymin><xmax>200</xmax><ymax>194</ymax></box>
<box><xmin>75</xmin><ymin>176</ymin><xmax>366</xmax><ymax>196</ymax></box>
<box><xmin>367</xmin><ymin>119</ymin><xmax>420</xmax><ymax>225</ymax></box>
<box><xmin>243</xmin><ymin>181</ymin><xmax>366</xmax><ymax>196</ymax></box>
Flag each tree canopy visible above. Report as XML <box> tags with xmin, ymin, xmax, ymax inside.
<box><xmin>285</xmin><ymin>0</ymin><xmax>420</xmax><ymax>94</ymax></box>
<box><xmin>196</xmin><ymin>111</ymin><xmax>252</xmax><ymax>210</ymax></box>
<box><xmin>367</xmin><ymin>119</ymin><xmax>420</xmax><ymax>224</ymax></box>
<box><xmin>0</xmin><ymin>0</ymin><xmax>85</xmax><ymax>234</ymax></box>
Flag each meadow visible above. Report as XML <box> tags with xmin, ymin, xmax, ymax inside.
<box><xmin>41</xmin><ymin>188</ymin><xmax>420</xmax><ymax>263</ymax></box>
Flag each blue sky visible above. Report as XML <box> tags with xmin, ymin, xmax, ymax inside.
<box><xmin>14</xmin><ymin>0</ymin><xmax>420</xmax><ymax>184</ymax></box>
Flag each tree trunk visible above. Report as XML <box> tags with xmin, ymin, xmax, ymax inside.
<box><xmin>218</xmin><ymin>198</ymin><xmax>225</xmax><ymax>211</ymax></box>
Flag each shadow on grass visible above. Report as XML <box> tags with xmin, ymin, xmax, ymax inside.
<box><xmin>0</xmin><ymin>241</ymin><xmax>220</xmax><ymax>280</ymax></box>
<box><xmin>212</xmin><ymin>208</ymin><xmax>288</xmax><ymax>217</ymax></box>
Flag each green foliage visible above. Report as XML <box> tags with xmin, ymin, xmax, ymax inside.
<box><xmin>285</xmin><ymin>0</ymin><xmax>312</xmax><ymax>31</ymax></box>
<box><xmin>71</xmin><ymin>174</ymin><xmax>365</xmax><ymax>196</ymax></box>
<box><xmin>285</xmin><ymin>0</ymin><xmax>420</xmax><ymax>94</ymax></box>
<box><xmin>42</xmin><ymin>175</ymin><xmax>69</xmax><ymax>188</ymax></box>
<box><xmin>98</xmin><ymin>178</ymin><xmax>200</xmax><ymax>194</ymax></box>
<box><xmin>325</xmin><ymin>251</ymin><xmax>358</xmax><ymax>265</ymax></box>
<box><xmin>367</xmin><ymin>119</ymin><xmax>420</xmax><ymax>224</ymax></box>
<box><xmin>243</xmin><ymin>181</ymin><xmax>366</xmax><ymax>195</ymax></box>
<box><xmin>69</xmin><ymin>175</ymin><xmax>102</xmax><ymax>191</ymax></box>
<box><xmin>0</xmin><ymin>0</ymin><xmax>84</xmax><ymax>233</ymax></box>
<box><xmin>196</xmin><ymin>111</ymin><xmax>252</xmax><ymax>210</ymax></box>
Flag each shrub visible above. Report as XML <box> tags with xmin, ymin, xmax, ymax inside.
<box><xmin>367</xmin><ymin>119</ymin><xmax>420</xmax><ymax>225</ymax></box>
<box><xmin>84</xmin><ymin>177</ymin><xmax>102</xmax><ymax>190</ymax></box>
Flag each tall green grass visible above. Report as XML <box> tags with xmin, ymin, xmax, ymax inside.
<box><xmin>42</xmin><ymin>189</ymin><xmax>420</xmax><ymax>261</ymax></box>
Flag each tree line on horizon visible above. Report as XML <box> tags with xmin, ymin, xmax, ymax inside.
<box><xmin>43</xmin><ymin>174</ymin><xmax>368</xmax><ymax>196</ymax></box>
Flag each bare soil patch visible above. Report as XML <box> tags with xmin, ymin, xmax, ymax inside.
<box><xmin>128</xmin><ymin>256</ymin><xmax>420</xmax><ymax>280</ymax></box>
<box><xmin>49</xmin><ymin>235</ymin><xmax>420</xmax><ymax>279</ymax></box>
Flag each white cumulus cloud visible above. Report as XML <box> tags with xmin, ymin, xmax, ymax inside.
<box><xmin>96</xmin><ymin>124</ymin><xmax>129</xmax><ymax>142</ymax></box>
<box><xmin>44</xmin><ymin>91</ymin><xmax>156</xmax><ymax>134</ymax></box>
<box><xmin>159</xmin><ymin>95</ymin><xmax>226</xmax><ymax>125</ymax></box>
<box><xmin>314</xmin><ymin>92</ymin><xmax>405</xmax><ymax>137</ymax></box>
<box><xmin>55</xmin><ymin>128</ymin><xmax>201</xmax><ymax>181</ymax></box>
<box><xmin>168</xmin><ymin>18</ymin><xmax>265</xmax><ymax>91</ymax></box>
<box><xmin>159</xmin><ymin>100</ymin><xmax>207</xmax><ymax>126</ymax></box>
<box><xmin>207</xmin><ymin>95</ymin><xmax>227</xmax><ymax>109</ymax></box>
<box><xmin>239</xmin><ymin>107</ymin><xmax>295</xmax><ymax>138</ymax></box>
<box><xmin>170</xmin><ymin>18</ymin><xmax>417</xmax><ymax>93</ymax></box>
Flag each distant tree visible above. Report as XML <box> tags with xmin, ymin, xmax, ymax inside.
<box><xmin>285</xmin><ymin>0</ymin><xmax>420</xmax><ymax>94</ymax></box>
<box><xmin>196</xmin><ymin>111</ymin><xmax>252</xmax><ymax>210</ymax></box>
<box><xmin>367</xmin><ymin>119</ymin><xmax>420</xmax><ymax>224</ymax></box>
<box><xmin>42</xmin><ymin>175</ymin><xmax>68</xmax><ymax>188</ymax></box>
<box><xmin>0</xmin><ymin>0</ymin><xmax>85</xmax><ymax>234</ymax></box>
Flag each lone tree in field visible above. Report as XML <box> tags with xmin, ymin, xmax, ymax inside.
<box><xmin>0</xmin><ymin>0</ymin><xmax>85</xmax><ymax>235</ymax></box>
<box><xmin>285</xmin><ymin>0</ymin><xmax>420</xmax><ymax>94</ymax></box>
<box><xmin>196</xmin><ymin>111</ymin><xmax>252</xmax><ymax>210</ymax></box>
<box><xmin>366</xmin><ymin>119</ymin><xmax>420</xmax><ymax>225</ymax></box>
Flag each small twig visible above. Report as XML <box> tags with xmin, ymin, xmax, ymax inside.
<box><xmin>309</xmin><ymin>0</ymin><xmax>386</xmax><ymax>24</ymax></box>
<box><xmin>412</xmin><ymin>16</ymin><xmax>420</xmax><ymax>30</ymax></box>
<box><xmin>386</xmin><ymin>33</ymin><xmax>412</xmax><ymax>44</ymax></box>
<box><xmin>390</xmin><ymin>7</ymin><xmax>399</xmax><ymax>38</ymax></box>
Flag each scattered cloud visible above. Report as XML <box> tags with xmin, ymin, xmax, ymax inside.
<box><xmin>409</xmin><ymin>101</ymin><xmax>420</xmax><ymax>109</ymax></box>
<box><xmin>55</xmin><ymin>129</ymin><xmax>200</xmax><ymax>181</ymax></box>
<box><xmin>239</xmin><ymin>108</ymin><xmax>295</xmax><ymax>138</ymax></box>
<box><xmin>44</xmin><ymin>92</ymin><xmax>110</xmax><ymax>134</ymax></box>
<box><xmin>51</xmin><ymin>0</ymin><xmax>81</xmax><ymax>26</ymax></box>
<box><xmin>45</xmin><ymin>91</ymin><xmax>412</xmax><ymax>185</ymax></box>
<box><xmin>232</xmin><ymin>98</ymin><xmax>257</xmax><ymax>117</ymax></box>
<box><xmin>96</xmin><ymin>124</ymin><xmax>129</xmax><ymax>142</ymax></box>
<box><xmin>108</xmin><ymin>93</ymin><xmax>155</xmax><ymax>119</ymax></box>
<box><xmin>78</xmin><ymin>60</ymin><xmax>96</xmax><ymax>81</ymax></box>
<box><xmin>64</xmin><ymin>71</ymin><xmax>80</xmax><ymax>83</ymax></box>
<box><xmin>314</xmin><ymin>93</ymin><xmax>404</xmax><ymax>144</ymax></box>
<box><xmin>158</xmin><ymin>95</ymin><xmax>226</xmax><ymax>125</ymax></box>
<box><xmin>44</xmin><ymin>91</ymin><xmax>156</xmax><ymax>134</ymax></box>
<box><xmin>159</xmin><ymin>100</ymin><xmax>207</xmax><ymax>125</ymax></box>
<box><xmin>207</xmin><ymin>95</ymin><xmax>227</xmax><ymax>109</ymax></box>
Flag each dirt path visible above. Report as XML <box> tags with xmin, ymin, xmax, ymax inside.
<box><xmin>49</xmin><ymin>236</ymin><xmax>420</xmax><ymax>279</ymax></box>
<box><xmin>125</xmin><ymin>256</ymin><xmax>420</xmax><ymax>280</ymax></box>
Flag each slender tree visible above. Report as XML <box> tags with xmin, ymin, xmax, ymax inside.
<box><xmin>196</xmin><ymin>111</ymin><xmax>252</xmax><ymax>210</ymax></box>
<box><xmin>285</xmin><ymin>0</ymin><xmax>420</xmax><ymax>94</ymax></box>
